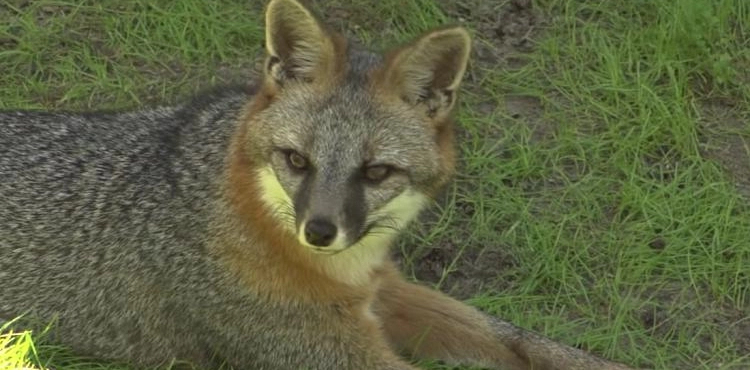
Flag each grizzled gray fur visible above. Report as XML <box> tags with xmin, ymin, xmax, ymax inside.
<box><xmin>0</xmin><ymin>87</ymin><xmax>254</xmax><ymax>367</ymax></box>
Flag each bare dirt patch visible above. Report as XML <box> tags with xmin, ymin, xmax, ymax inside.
<box><xmin>444</xmin><ymin>0</ymin><xmax>539</xmax><ymax>64</ymax></box>
<box><xmin>406</xmin><ymin>238</ymin><xmax>520</xmax><ymax>300</ymax></box>
<box><xmin>637</xmin><ymin>283</ymin><xmax>750</xmax><ymax>359</ymax></box>
<box><xmin>699</xmin><ymin>99</ymin><xmax>750</xmax><ymax>199</ymax></box>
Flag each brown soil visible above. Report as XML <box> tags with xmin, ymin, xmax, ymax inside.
<box><xmin>698</xmin><ymin>99</ymin><xmax>750</xmax><ymax>199</ymax></box>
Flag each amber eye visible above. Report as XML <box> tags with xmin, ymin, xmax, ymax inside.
<box><xmin>364</xmin><ymin>165</ymin><xmax>391</xmax><ymax>183</ymax></box>
<box><xmin>286</xmin><ymin>150</ymin><xmax>308</xmax><ymax>170</ymax></box>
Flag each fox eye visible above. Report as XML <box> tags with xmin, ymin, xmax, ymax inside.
<box><xmin>286</xmin><ymin>150</ymin><xmax>308</xmax><ymax>170</ymax></box>
<box><xmin>363</xmin><ymin>165</ymin><xmax>391</xmax><ymax>183</ymax></box>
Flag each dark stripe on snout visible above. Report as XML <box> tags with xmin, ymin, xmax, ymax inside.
<box><xmin>292</xmin><ymin>167</ymin><xmax>368</xmax><ymax>247</ymax></box>
<box><xmin>293</xmin><ymin>170</ymin><xmax>315</xmax><ymax>233</ymax></box>
<box><xmin>342</xmin><ymin>174</ymin><xmax>366</xmax><ymax>244</ymax></box>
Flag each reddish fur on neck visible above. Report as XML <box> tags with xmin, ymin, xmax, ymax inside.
<box><xmin>219</xmin><ymin>85</ymin><xmax>375</xmax><ymax>304</ymax></box>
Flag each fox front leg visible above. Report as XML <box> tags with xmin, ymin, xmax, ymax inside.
<box><xmin>374</xmin><ymin>266</ymin><xmax>635</xmax><ymax>370</ymax></box>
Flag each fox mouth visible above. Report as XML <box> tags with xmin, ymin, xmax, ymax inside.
<box><xmin>308</xmin><ymin>246</ymin><xmax>345</xmax><ymax>255</ymax></box>
<box><xmin>305</xmin><ymin>240</ymin><xmax>354</xmax><ymax>255</ymax></box>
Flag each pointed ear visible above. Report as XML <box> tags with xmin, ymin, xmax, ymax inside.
<box><xmin>264</xmin><ymin>0</ymin><xmax>339</xmax><ymax>86</ymax></box>
<box><xmin>377</xmin><ymin>27</ymin><xmax>471</xmax><ymax>119</ymax></box>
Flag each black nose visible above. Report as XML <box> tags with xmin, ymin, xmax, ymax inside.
<box><xmin>304</xmin><ymin>219</ymin><xmax>337</xmax><ymax>247</ymax></box>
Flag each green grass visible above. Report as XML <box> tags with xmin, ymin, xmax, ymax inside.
<box><xmin>1</xmin><ymin>0</ymin><xmax>749</xmax><ymax>369</ymax></box>
<box><xmin>0</xmin><ymin>0</ymin><xmax>264</xmax><ymax>109</ymax></box>
<box><xmin>1</xmin><ymin>320</ymin><xmax>39</xmax><ymax>370</ymax></box>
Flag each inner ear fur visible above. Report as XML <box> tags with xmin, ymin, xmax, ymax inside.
<box><xmin>264</xmin><ymin>0</ymin><xmax>341</xmax><ymax>86</ymax></box>
<box><xmin>377</xmin><ymin>27</ymin><xmax>472</xmax><ymax>119</ymax></box>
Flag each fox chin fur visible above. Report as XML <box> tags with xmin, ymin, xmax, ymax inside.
<box><xmin>0</xmin><ymin>0</ymin><xmax>637</xmax><ymax>369</ymax></box>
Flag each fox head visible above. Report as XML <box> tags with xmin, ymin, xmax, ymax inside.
<box><xmin>236</xmin><ymin>0</ymin><xmax>470</xmax><ymax>255</ymax></box>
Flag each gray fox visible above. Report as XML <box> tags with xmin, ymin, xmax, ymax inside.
<box><xmin>0</xmin><ymin>0</ymin><xmax>635</xmax><ymax>369</ymax></box>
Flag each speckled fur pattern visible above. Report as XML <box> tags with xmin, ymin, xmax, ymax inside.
<box><xmin>0</xmin><ymin>87</ymin><xmax>253</xmax><ymax>366</ymax></box>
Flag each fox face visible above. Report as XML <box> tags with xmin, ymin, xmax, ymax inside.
<box><xmin>254</xmin><ymin>85</ymin><xmax>437</xmax><ymax>253</ymax></box>
<box><xmin>238</xmin><ymin>0</ymin><xmax>470</xmax><ymax>255</ymax></box>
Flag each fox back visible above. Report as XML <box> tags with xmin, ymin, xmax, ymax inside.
<box><xmin>0</xmin><ymin>87</ymin><xmax>257</xmax><ymax>365</ymax></box>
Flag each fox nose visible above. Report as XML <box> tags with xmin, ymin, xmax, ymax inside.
<box><xmin>304</xmin><ymin>219</ymin><xmax>337</xmax><ymax>247</ymax></box>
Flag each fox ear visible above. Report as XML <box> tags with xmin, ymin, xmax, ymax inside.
<box><xmin>378</xmin><ymin>27</ymin><xmax>471</xmax><ymax>119</ymax></box>
<box><xmin>264</xmin><ymin>0</ymin><xmax>338</xmax><ymax>85</ymax></box>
